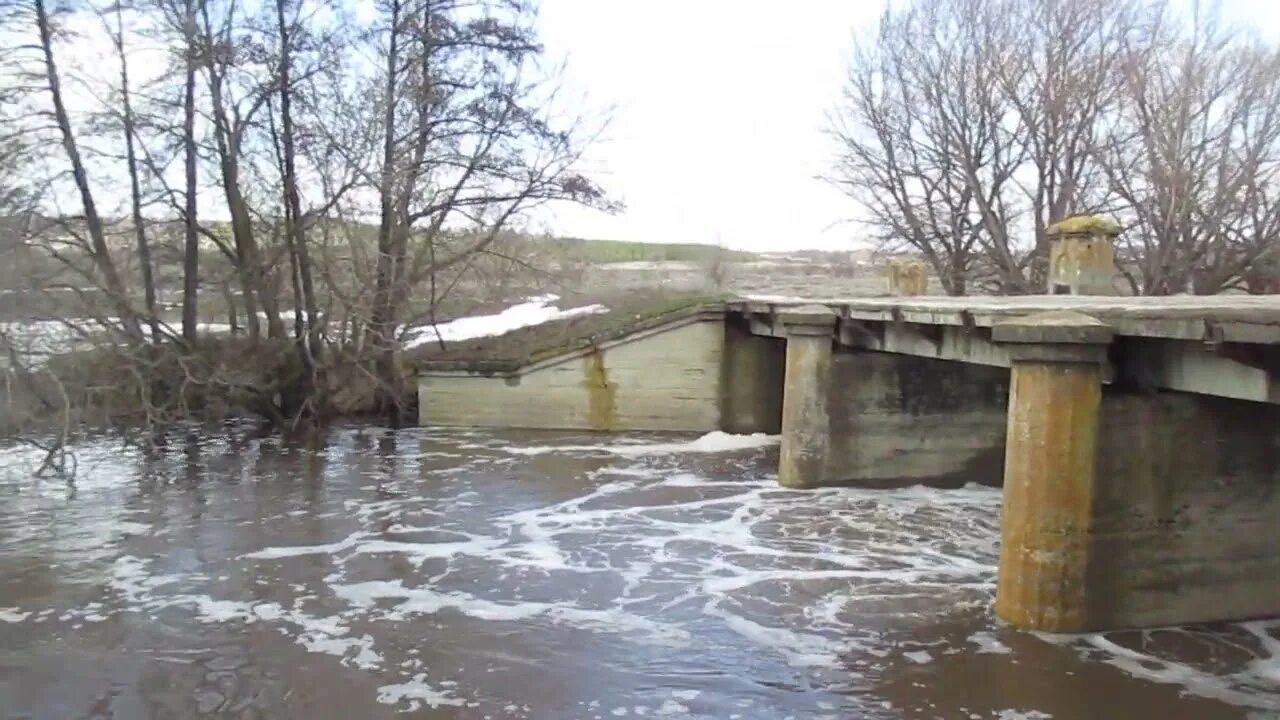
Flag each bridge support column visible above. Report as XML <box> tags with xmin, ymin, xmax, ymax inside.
<box><xmin>992</xmin><ymin>311</ymin><xmax>1113</xmax><ymax>632</ymax></box>
<box><xmin>778</xmin><ymin>305</ymin><xmax>837</xmax><ymax>488</ymax></box>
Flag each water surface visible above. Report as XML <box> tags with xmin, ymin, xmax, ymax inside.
<box><xmin>1</xmin><ymin>427</ymin><xmax>1278</xmax><ymax>719</ymax></box>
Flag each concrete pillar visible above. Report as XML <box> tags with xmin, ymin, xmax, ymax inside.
<box><xmin>992</xmin><ymin>311</ymin><xmax>1113</xmax><ymax>632</ymax></box>
<box><xmin>777</xmin><ymin>305</ymin><xmax>837</xmax><ymax>488</ymax></box>
<box><xmin>1047</xmin><ymin>215</ymin><xmax>1121</xmax><ymax>295</ymax></box>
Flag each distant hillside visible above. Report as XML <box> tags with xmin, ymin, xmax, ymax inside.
<box><xmin>555</xmin><ymin>238</ymin><xmax>758</xmax><ymax>264</ymax></box>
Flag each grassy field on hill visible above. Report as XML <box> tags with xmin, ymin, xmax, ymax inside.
<box><xmin>557</xmin><ymin>238</ymin><xmax>757</xmax><ymax>264</ymax></box>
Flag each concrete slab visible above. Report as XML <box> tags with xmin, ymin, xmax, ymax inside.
<box><xmin>734</xmin><ymin>295</ymin><xmax>1280</xmax><ymax>344</ymax></box>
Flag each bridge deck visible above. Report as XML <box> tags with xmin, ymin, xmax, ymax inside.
<box><xmin>733</xmin><ymin>295</ymin><xmax>1280</xmax><ymax>344</ymax></box>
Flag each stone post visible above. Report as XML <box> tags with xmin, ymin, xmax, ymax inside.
<box><xmin>1047</xmin><ymin>215</ymin><xmax>1121</xmax><ymax>295</ymax></box>
<box><xmin>777</xmin><ymin>305</ymin><xmax>837</xmax><ymax>489</ymax></box>
<box><xmin>886</xmin><ymin>259</ymin><xmax>929</xmax><ymax>296</ymax></box>
<box><xmin>992</xmin><ymin>310</ymin><xmax>1113</xmax><ymax>632</ymax></box>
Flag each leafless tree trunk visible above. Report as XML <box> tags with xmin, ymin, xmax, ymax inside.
<box><xmin>367</xmin><ymin>0</ymin><xmax>406</xmax><ymax>416</ymax></box>
<box><xmin>181</xmin><ymin>0</ymin><xmax>200</xmax><ymax>342</ymax></box>
<box><xmin>270</xmin><ymin>0</ymin><xmax>326</xmax><ymax>421</ymax></box>
<box><xmin>198</xmin><ymin>0</ymin><xmax>282</xmax><ymax>341</ymax></box>
<box><xmin>108</xmin><ymin>2</ymin><xmax>159</xmax><ymax>341</ymax></box>
<box><xmin>34</xmin><ymin>0</ymin><xmax>141</xmax><ymax>340</ymax></box>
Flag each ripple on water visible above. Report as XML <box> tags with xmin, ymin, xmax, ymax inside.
<box><xmin>2</xmin><ymin>428</ymin><xmax>1279</xmax><ymax>718</ymax></box>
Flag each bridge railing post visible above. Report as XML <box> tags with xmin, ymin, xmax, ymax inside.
<box><xmin>777</xmin><ymin>305</ymin><xmax>837</xmax><ymax>488</ymax></box>
<box><xmin>1047</xmin><ymin>215</ymin><xmax>1122</xmax><ymax>295</ymax></box>
<box><xmin>992</xmin><ymin>310</ymin><xmax>1113</xmax><ymax>632</ymax></box>
<box><xmin>886</xmin><ymin>259</ymin><xmax>929</xmax><ymax>296</ymax></box>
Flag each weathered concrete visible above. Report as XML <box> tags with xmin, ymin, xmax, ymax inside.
<box><xmin>886</xmin><ymin>259</ymin><xmax>929</xmax><ymax>296</ymax></box>
<box><xmin>736</xmin><ymin>295</ymin><xmax>1280</xmax><ymax>344</ymax></box>
<box><xmin>719</xmin><ymin>317</ymin><xmax>785</xmax><ymax>434</ymax></box>
<box><xmin>1089</xmin><ymin>391</ymin><xmax>1280</xmax><ymax>628</ymax></box>
<box><xmin>414</xmin><ymin>290</ymin><xmax>1280</xmax><ymax>633</ymax></box>
<box><xmin>1047</xmin><ymin>215</ymin><xmax>1121</xmax><ymax>296</ymax></box>
<box><xmin>994</xmin><ymin>312</ymin><xmax>1113</xmax><ymax>632</ymax></box>
<box><xmin>777</xmin><ymin>305</ymin><xmax>837</xmax><ymax>489</ymax></box>
<box><xmin>417</xmin><ymin>317</ymin><xmax>728</xmax><ymax>431</ymax></box>
<box><xmin>738</xmin><ymin>296</ymin><xmax>1280</xmax><ymax>401</ymax></box>
<box><xmin>825</xmin><ymin>351</ymin><xmax>1008</xmax><ymax>488</ymax></box>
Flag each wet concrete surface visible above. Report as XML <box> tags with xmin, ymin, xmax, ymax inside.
<box><xmin>1</xmin><ymin>426</ymin><xmax>1278</xmax><ymax>719</ymax></box>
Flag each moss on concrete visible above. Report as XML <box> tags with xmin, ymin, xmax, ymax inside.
<box><xmin>582</xmin><ymin>349</ymin><xmax>617</xmax><ymax>430</ymax></box>
<box><xmin>406</xmin><ymin>291</ymin><xmax>729</xmax><ymax>375</ymax></box>
<box><xmin>1048</xmin><ymin>215</ymin><xmax>1123</xmax><ymax>237</ymax></box>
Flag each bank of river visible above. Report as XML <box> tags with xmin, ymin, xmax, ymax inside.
<box><xmin>1</xmin><ymin>426</ymin><xmax>1277</xmax><ymax>718</ymax></box>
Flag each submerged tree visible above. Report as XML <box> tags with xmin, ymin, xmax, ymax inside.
<box><xmin>357</xmin><ymin>0</ymin><xmax>609</xmax><ymax>421</ymax></box>
<box><xmin>0</xmin><ymin>0</ymin><xmax>608</xmax><ymax>440</ymax></box>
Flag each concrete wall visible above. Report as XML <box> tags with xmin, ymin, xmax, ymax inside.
<box><xmin>824</xmin><ymin>350</ymin><xmax>1010</xmax><ymax>487</ymax></box>
<box><xmin>417</xmin><ymin>319</ymin><xmax>727</xmax><ymax>431</ymax></box>
<box><xmin>719</xmin><ymin>319</ymin><xmax>785</xmax><ymax>434</ymax></box>
<box><xmin>1087</xmin><ymin>391</ymin><xmax>1280</xmax><ymax>628</ymax></box>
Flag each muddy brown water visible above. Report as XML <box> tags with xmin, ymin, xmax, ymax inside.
<box><xmin>1</xmin><ymin>426</ymin><xmax>1278</xmax><ymax>719</ymax></box>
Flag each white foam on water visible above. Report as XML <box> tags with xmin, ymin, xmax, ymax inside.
<box><xmin>0</xmin><ymin>608</ymin><xmax>31</xmax><ymax>623</ymax></box>
<box><xmin>1242</xmin><ymin>621</ymin><xmax>1280</xmax><ymax>683</ymax></box>
<box><xmin>351</xmin><ymin>535</ymin><xmax>506</xmax><ymax>564</ymax></box>
<box><xmin>968</xmin><ymin>630</ymin><xmax>1012</xmax><ymax>654</ymax></box>
<box><xmin>332</xmin><ymin>579</ymin><xmax>690</xmax><ymax>645</ymax></box>
<box><xmin>231</xmin><ymin>449</ymin><xmax>1002</xmax><ymax>694</ymax></box>
<box><xmin>1016</xmin><ymin>623</ymin><xmax>1280</xmax><ymax>712</ymax></box>
<box><xmin>903</xmin><ymin>650</ymin><xmax>933</xmax><ymax>664</ymax></box>
<box><xmin>376</xmin><ymin>673</ymin><xmax>468</xmax><ymax>711</ymax></box>
<box><xmin>242</xmin><ymin>532</ymin><xmax>370</xmax><ymax>559</ymax></box>
<box><xmin>654</xmin><ymin>700</ymin><xmax>689</xmax><ymax>716</ymax></box>
<box><xmin>92</xmin><ymin>464</ymin><xmax>1006</xmax><ymax>710</ymax></box>
<box><xmin>114</xmin><ymin>521</ymin><xmax>152</xmax><ymax>536</ymax></box>
<box><xmin>111</xmin><ymin>555</ymin><xmax>184</xmax><ymax>603</ymax></box>
<box><xmin>105</xmin><ymin>555</ymin><xmax>388</xmax><ymax>673</ymax></box>
<box><xmin>586</xmin><ymin>465</ymin><xmax>667</xmax><ymax>479</ymax></box>
<box><xmin>189</xmin><ymin>596</ymin><xmax>258</xmax><ymax>624</ymax></box>
<box><xmin>706</xmin><ymin>600</ymin><xmax>853</xmax><ymax>668</ymax></box>
<box><xmin>501</xmin><ymin>431</ymin><xmax>780</xmax><ymax>457</ymax></box>
<box><xmin>39</xmin><ymin>428</ymin><xmax>1280</xmax><ymax>714</ymax></box>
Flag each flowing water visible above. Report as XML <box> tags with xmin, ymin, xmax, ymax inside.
<box><xmin>1</xmin><ymin>426</ymin><xmax>1279</xmax><ymax>719</ymax></box>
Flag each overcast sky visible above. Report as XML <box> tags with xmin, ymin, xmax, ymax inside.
<box><xmin>532</xmin><ymin>0</ymin><xmax>1280</xmax><ymax>253</ymax></box>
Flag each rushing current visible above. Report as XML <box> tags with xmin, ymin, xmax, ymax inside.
<box><xmin>1</xmin><ymin>426</ymin><xmax>1279</xmax><ymax>719</ymax></box>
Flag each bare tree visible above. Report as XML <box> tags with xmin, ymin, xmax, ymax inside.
<box><xmin>103</xmin><ymin>0</ymin><xmax>160</xmax><ymax>340</ymax></box>
<box><xmin>828</xmin><ymin>0</ymin><xmax>1005</xmax><ymax>295</ymax></box>
<box><xmin>827</xmin><ymin>0</ymin><xmax>1280</xmax><ymax>296</ymax></box>
<box><xmin>359</xmin><ymin>0</ymin><xmax>609</xmax><ymax>421</ymax></box>
<box><xmin>986</xmin><ymin>0</ymin><xmax>1138</xmax><ymax>290</ymax></box>
<box><xmin>1100</xmin><ymin>6</ymin><xmax>1280</xmax><ymax>294</ymax></box>
<box><xmin>179</xmin><ymin>0</ymin><xmax>200</xmax><ymax>341</ymax></box>
<box><xmin>30</xmin><ymin>0</ymin><xmax>143</xmax><ymax>339</ymax></box>
<box><xmin>0</xmin><ymin>0</ymin><xmax>608</xmax><ymax>441</ymax></box>
<box><xmin>197</xmin><ymin>0</ymin><xmax>284</xmax><ymax>340</ymax></box>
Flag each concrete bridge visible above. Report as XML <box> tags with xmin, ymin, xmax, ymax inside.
<box><xmin>415</xmin><ymin>285</ymin><xmax>1280</xmax><ymax>634</ymax></box>
<box><xmin>732</xmin><ymin>294</ymin><xmax>1280</xmax><ymax>634</ymax></box>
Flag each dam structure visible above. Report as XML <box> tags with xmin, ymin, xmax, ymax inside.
<box><xmin>414</xmin><ymin>222</ymin><xmax>1280</xmax><ymax>636</ymax></box>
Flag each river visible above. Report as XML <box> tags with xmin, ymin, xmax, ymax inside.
<box><xmin>1</xmin><ymin>426</ymin><xmax>1278</xmax><ymax>719</ymax></box>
